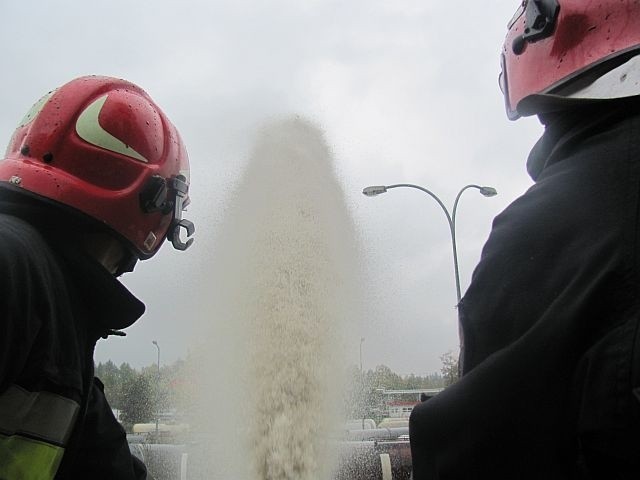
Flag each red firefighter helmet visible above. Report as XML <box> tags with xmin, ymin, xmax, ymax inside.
<box><xmin>500</xmin><ymin>0</ymin><xmax>640</xmax><ymax>119</ymax></box>
<box><xmin>0</xmin><ymin>75</ymin><xmax>194</xmax><ymax>259</ymax></box>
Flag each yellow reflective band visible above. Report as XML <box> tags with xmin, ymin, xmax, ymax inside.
<box><xmin>0</xmin><ymin>433</ymin><xmax>64</xmax><ymax>480</ymax></box>
<box><xmin>0</xmin><ymin>385</ymin><xmax>79</xmax><ymax>446</ymax></box>
<box><xmin>75</xmin><ymin>95</ymin><xmax>148</xmax><ymax>163</ymax></box>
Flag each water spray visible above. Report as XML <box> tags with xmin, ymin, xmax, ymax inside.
<box><xmin>189</xmin><ymin>117</ymin><xmax>359</xmax><ymax>480</ymax></box>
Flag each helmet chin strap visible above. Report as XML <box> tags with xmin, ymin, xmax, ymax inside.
<box><xmin>167</xmin><ymin>174</ymin><xmax>195</xmax><ymax>251</ymax></box>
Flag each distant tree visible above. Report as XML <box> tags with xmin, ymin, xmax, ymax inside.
<box><xmin>369</xmin><ymin>364</ymin><xmax>402</xmax><ymax>390</ymax></box>
<box><xmin>94</xmin><ymin>358</ymin><xmax>195</xmax><ymax>428</ymax></box>
<box><xmin>119</xmin><ymin>362</ymin><xmax>138</xmax><ymax>387</ymax></box>
<box><xmin>343</xmin><ymin>365</ymin><xmax>368</xmax><ymax>420</ymax></box>
<box><xmin>403</xmin><ymin>373</ymin><xmax>428</xmax><ymax>390</ymax></box>
<box><xmin>440</xmin><ymin>351</ymin><xmax>459</xmax><ymax>386</ymax></box>
<box><xmin>403</xmin><ymin>372</ymin><xmax>445</xmax><ymax>389</ymax></box>
<box><xmin>97</xmin><ymin>362</ymin><xmax>142</xmax><ymax>409</ymax></box>
<box><xmin>95</xmin><ymin>360</ymin><xmax>120</xmax><ymax>407</ymax></box>
<box><xmin>342</xmin><ymin>363</ymin><xmax>447</xmax><ymax>425</ymax></box>
<box><xmin>120</xmin><ymin>373</ymin><xmax>154</xmax><ymax>428</ymax></box>
<box><xmin>167</xmin><ymin>355</ymin><xmax>198</xmax><ymax>417</ymax></box>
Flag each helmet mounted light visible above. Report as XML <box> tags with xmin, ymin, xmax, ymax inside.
<box><xmin>138</xmin><ymin>173</ymin><xmax>195</xmax><ymax>251</ymax></box>
<box><xmin>511</xmin><ymin>0</ymin><xmax>560</xmax><ymax>55</ymax></box>
<box><xmin>501</xmin><ymin>0</ymin><xmax>640</xmax><ymax>119</ymax></box>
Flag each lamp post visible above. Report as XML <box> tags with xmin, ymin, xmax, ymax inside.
<box><xmin>359</xmin><ymin>337</ymin><xmax>365</xmax><ymax>429</ymax></box>
<box><xmin>362</xmin><ymin>183</ymin><xmax>497</xmax><ymax>304</ymax></box>
<box><xmin>151</xmin><ymin>340</ymin><xmax>160</xmax><ymax>439</ymax></box>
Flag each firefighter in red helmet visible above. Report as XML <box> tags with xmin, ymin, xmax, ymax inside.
<box><xmin>0</xmin><ymin>76</ymin><xmax>194</xmax><ymax>479</ymax></box>
<box><xmin>410</xmin><ymin>1</ymin><xmax>640</xmax><ymax>478</ymax></box>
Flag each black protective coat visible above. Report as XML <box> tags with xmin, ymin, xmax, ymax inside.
<box><xmin>410</xmin><ymin>103</ymin><xmax>640</xmax><ymax>479</ymax></box>
<box><xmin>0</xmin><ymin>190</ymin><xmax>149</xmax><ymax>479</ymax></box>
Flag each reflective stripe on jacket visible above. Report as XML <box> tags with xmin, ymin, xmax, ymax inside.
<box><xmin>0</xmin><ymin>384</ymin><xmax>79</xmax><ymax>480</ymax></box>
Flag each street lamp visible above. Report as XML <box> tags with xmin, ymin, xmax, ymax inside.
<box><xmin>151</xmin><ymin>340</ymin><xmax>160</xmax><ymax>439</ymax></box>
<box><xmin>359</xmin><ymin>337</ymin><xmax>366</xmax><ymax>429</ymax></box>
<box><xmin>362</xmin><ymin>183</ymin><xmax>497</xmax><ymax>304</ymax></box>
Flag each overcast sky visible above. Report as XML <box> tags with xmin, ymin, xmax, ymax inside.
<box><xmin>1</xmin><ymin>1</ymin><xmax>543</xmax><ymax>375</ymax></box>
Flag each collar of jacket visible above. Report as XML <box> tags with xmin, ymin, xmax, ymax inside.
<box><xmin>0</xmin><ymin>187</ymin><xmax>145</xmax><ymax>332</ymax></box>
<box><xmin>527</xmin><ymin>98</ymin><xmax>640</xmax><ymax>181</ymax></box>
<box><xmin>56</xmin><ymin>244</ymin><xmax>145</xmax><ymax>332</ymax></box>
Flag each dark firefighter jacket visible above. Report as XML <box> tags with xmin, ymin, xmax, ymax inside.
<box><xmin>0</xmin><ymin>188</ymin><xmax>149</xmax><ymax>479</ymax></box>
<box><xmin>410</xmin><ymin>100</ymin><xmax>640</xmax><ymax>479</ymax></box>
